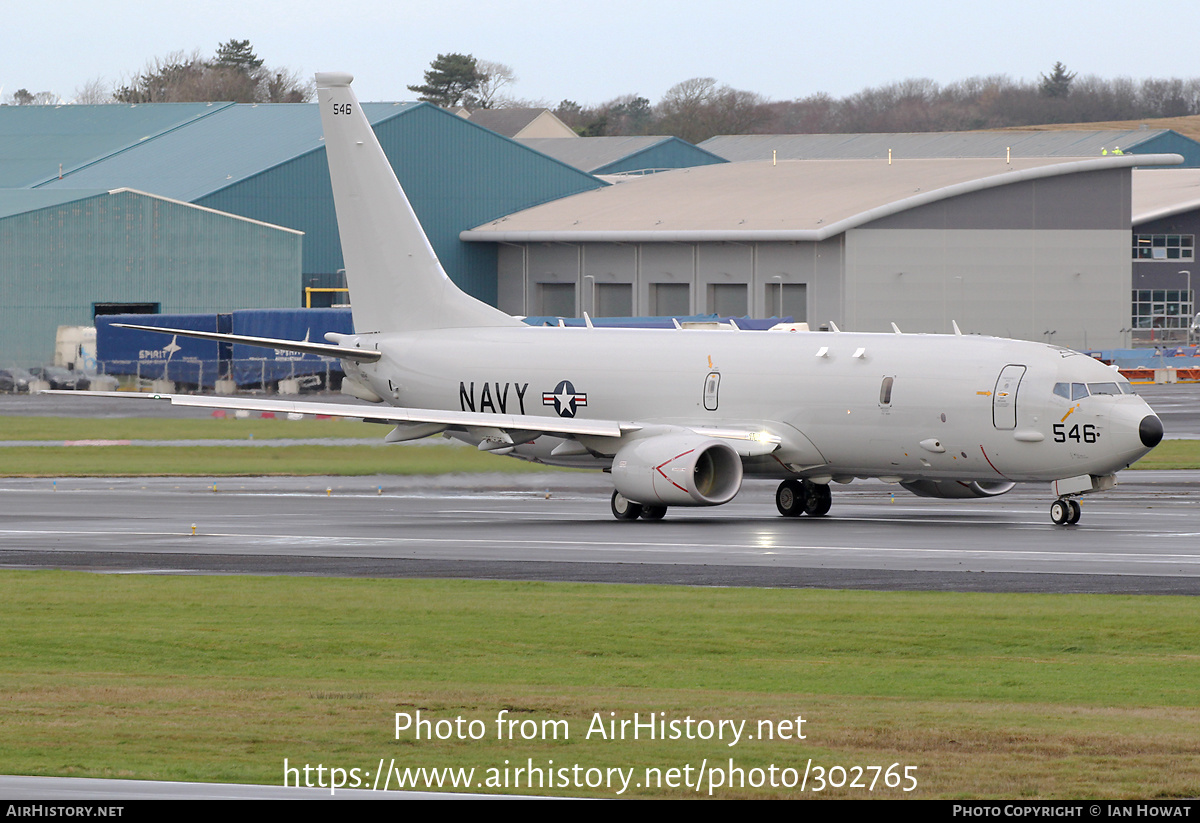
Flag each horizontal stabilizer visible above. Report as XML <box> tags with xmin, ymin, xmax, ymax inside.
<box><xmin>111</xmin><ymin>323</ymin><xmax>382</xmax><ymax>363</ymax></box>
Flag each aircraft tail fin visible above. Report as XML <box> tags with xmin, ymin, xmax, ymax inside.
<box><xmin>315</xmin><ymin>72</ymin><xmax>520</xmax><ymax>334</ymax></box>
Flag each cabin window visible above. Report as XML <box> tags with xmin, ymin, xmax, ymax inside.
<box><xmin>704</xmin><ymin>372</ymin><xmax>720</xmax><ymax>411</ymax></box>
<box><xmin>879</xmin><ymin>376</ymin><xmax>894</xmax><ymax>405</ymax></box>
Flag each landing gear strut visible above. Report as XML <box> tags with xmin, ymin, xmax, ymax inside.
<box><xmin>776</xmin><ymin>479</ymin><xmax>832</xmax><ymax>518</ymax></box>
<box><xmin>1050</xmin><ymin>498</ymin><xmax>1081</xmax><ymax>526</ymax></box>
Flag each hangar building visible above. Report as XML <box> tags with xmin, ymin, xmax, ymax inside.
<box><xmin>0</xmin><ymin>100</ymin><xmax>602</xmax><ymax>365</ymax></box>
<box><xmin>1130</xmin><ymin>168</ymin><xmax>1200</xmax><ymax>345</ymax></box>
<box><xmin>463</xmin><ymin>154</ymin><xmax>1180</xmax><ymax>351</ymax></box>
<box><xmin>0</xmin><ymin>187</ymin><xmax>300</xmax><ymax>366</ymax></box>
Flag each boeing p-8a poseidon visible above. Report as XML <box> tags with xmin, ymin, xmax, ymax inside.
<box><xmin>93</xmin><ymin>72</ymin><xmax>1164</xmax><ymax>526</ymax></box>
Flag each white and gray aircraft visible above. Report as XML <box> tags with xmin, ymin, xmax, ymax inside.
<box><xmin>89</xmin><ymin>72</ymin><xmax>1164</xmax><ymax>526</ymax></box>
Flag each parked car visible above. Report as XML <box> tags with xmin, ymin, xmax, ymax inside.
<box><xmin>0</xmin><ymin>367</ymin><xmax>35</xmax><ymax>392</ymax></box>
<box><xmin>27</xmin><ymin>366</ymin><xmax>90</xmax><ymax>390</ymax></box>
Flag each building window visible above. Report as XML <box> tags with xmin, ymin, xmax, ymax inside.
<box><xmin>538</xmin><ymin>283</ymin><xmax>575</xmax><ymax>317</ymax></box>
<box><xmin>650</xmin><ymin>283</ymin><xmax>690</xmax><ymax>316</ymax></box>
<box><xmin>1131</xmin><ymin>289</ymin><xmax>1193</xmax><ymax>329</ymax></box>
<box><xmin>1132</xmin><ymin>234</ymin><xmax>1194</xmax><ymax>261</ymax></box>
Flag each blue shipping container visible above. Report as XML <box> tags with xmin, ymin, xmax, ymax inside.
<box><xmin>97</xmin><ymin>314</ymin><xmax>224</xmax><ymax>385</ymax></box>
<box><xmin>230</xmin><ymin>308</ymin><xmax>353</xmax><ymax>385</ymax></box>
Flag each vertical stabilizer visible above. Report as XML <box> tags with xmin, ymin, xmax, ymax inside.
<box><xmin>315</xmin><ymin>72</ymin><xmax>520</xmax><ymax>333</ymax></box>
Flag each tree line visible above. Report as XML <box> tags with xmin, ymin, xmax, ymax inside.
<box><xmin>406</xmin><ymin>55</ymin><xmax>1200</xmax><ymax>143</ymax></box>
<box><xmin>9</xmin><ymin>50</ymin><xmax>1200</xmax><ymax>145</ymax></box>
<box><xmin>7</xmin><ymin>40</ymin><xmax>311</xmax><ymax>106</ymax></box>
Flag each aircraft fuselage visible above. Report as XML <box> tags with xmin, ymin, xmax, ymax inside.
<box><xmin>346</xmin><ymin>325</ymin><xmax>1157</xmax><ymax>485</ymax></box>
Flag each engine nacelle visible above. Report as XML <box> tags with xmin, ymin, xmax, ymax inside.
<box><xmin>899</xmin><ymin>479</ymin><xmax>1016</xmax><ymax>499</ymax></box>
<box><xmin>612</xmin><ymin>434</ymin><xmax>743</xmax><ymax>506</ymax></box>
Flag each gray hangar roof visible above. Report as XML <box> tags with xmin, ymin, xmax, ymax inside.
<box><xmin>701</xmin><ymin>130</ymin><xmax>1200</xmax><ymax>166</ymax></box>
<box><xmin>517</xmin><ymin>136</ymin><xmax>727</xmax><ymax>175</ymax></box>
<box><xmin>462</xmin><ymin>154</ymin><xmax>1180</xmax><ymax>244</ymax></box>
<box><xmin>1132</xmin><ymin>169</ymin><xmax>1200</xmax><ymax>224</ymax></box>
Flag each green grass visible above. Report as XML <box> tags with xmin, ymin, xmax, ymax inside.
<box><xmin>2</xmin><ymin>572</ymin><xmax>1198</xmax><ymax>798</ymax></box>
<box><xmin>0</xmin><ymin>443</ymin><xmax>566</xmax><ymax>476</ymax></box>
<box><xmin>1129</xmin><ymin>439</ymin><xmax>1200</xmax><ymax>469</ymax></box>
<box><xmin>0</xmin><ymin>415</ymin><xmax>382</xmax><ymax>441</ymax></box>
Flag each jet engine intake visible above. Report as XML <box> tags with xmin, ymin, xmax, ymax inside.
<box><xmin>899</xmin><ymin>479</ymin><xmax>1016</xmax><ymax>499</ymax></box>
<box><xmin>612</xmin><ymin>434</ymin><xmax>743</xmax><ymax>506</ymax></box>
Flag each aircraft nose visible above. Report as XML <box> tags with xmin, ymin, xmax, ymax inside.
<box><xmin>1139</xmin><ymin>414</ymin><xmax>1164</xmax><ymax>449</ymax></box>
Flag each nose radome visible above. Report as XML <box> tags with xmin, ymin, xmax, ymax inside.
<box><xmin>1139</xmin><ymin>415</ymin><xmax>1164</xmax><ymax>449</ymax></box>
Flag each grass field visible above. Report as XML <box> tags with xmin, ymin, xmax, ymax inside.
<box><xmin>0</xmin><ymin>414</ymin><xmax>384</xmax><ymax>441</ymax></box>
<box><xmin>2</xmin><ymin>413</ymin><xmax>1197</xmax><ymax>799</ymax></box>
<box><xmin>0</xmin><ymin>443</ymin><xmax>566</xmax><ymax>476</ymax></box>
<box><xmin>2</xmin><ymin>572</ymin><xmax>1197</xmax><ymax>799</ymax></box>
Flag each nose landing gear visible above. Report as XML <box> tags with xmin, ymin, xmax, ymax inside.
<box><xmin>1050</xmin><ymin>498</ymin><xmax>1081</xmax><ymax>526</ymax></box>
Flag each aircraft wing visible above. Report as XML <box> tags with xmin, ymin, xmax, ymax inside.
<box><xmin>45</xmin><ymin>391</ymin><xmax>781</xmax><ymax>455</ymax></box>
<box><xmin>49</xmin><ymin>390</ymin><xmax>630</xmax><ymax>438</ymax></box>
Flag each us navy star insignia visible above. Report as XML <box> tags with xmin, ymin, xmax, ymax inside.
<box><xmin>543</xmin><ymin>380</ymin><xmax>588</xmax><ymax>418</ymax></box>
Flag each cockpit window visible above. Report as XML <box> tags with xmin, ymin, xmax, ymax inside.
<box><xmin>1056</xmin><ymin>379</ymin><xmax>1136</xmax><ymax>399</ymax></box>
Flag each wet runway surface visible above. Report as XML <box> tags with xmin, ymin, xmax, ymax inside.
<box><xmin>2</xmin><ymin>471</ymin><xmax>1197</xmax><ymax>594</ymax></box>
<box><xmin>1</xmin><ymin>384</ymin><xmax>1197</xmax><ymax>594</ymax></box>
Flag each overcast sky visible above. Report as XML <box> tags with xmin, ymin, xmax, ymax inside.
<box><xmin>3</xmin><ymin>0</ymin><xmax>1197</xmax><ymax>106</ymax></box>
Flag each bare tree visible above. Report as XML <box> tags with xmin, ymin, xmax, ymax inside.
<box><xmin>73</xmin><ymin>77</ymin><xmax>114</xmax><ymax>104</ymax></box>
<box><xmin>656</xmin><ymin>77</ymin><xmax>768</xmax><ymax>142</ymax></box>
<box><xmin>469</xmin><ymin>60</ymin><xmax>517</xmax><ymax>109</ymax></box>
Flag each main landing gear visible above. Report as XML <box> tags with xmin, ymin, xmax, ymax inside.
<box><xmin>775</xmin><ymin>479</ymin><xmax>832</xmax><ymax>518</ymax></box>
<box><xmin>610</xmin><ymin>491</ymin><xmax>666</xmax><ymax>521</ymax></box>
<box><xmin>1050</xmin><ymin>498</ymin><xmax>1081</xmax><ymax>526</ymax></box>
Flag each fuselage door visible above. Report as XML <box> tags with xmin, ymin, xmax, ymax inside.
<box><xmin>992</xmin><ymin>364</ymin><xmax>1026</xmax><ymax>430</ymax></box>
<box><xmin>704</xmin><ymin>372</ymin><xmax>720</xmax><ymax>411</ymax></box>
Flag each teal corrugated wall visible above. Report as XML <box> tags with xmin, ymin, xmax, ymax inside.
<box><xmin>0</xmin><ymin>190</ymin><xmax>300</xmax><ymax>365</ymax></box>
